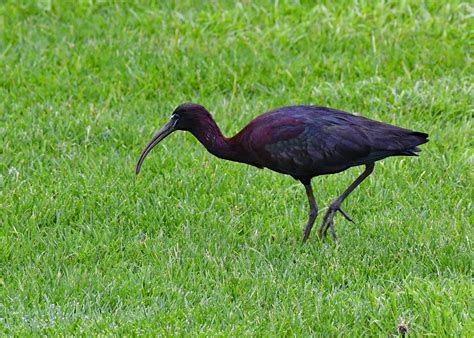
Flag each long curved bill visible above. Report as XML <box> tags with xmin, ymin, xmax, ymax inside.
<box><xmin>135</xmin><ymin>119</ymin><xmax>176</xmax><ymax>175</ymax></box>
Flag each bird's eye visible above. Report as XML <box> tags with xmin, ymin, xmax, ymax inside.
<box><xmin>170</xmin><ymin>113</ymin><xmax>179</xmax><ymax>127</ymax></box>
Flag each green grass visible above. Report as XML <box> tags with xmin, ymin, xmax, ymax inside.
<box><xmin>1</xmin><ymin>0</ymin><xmax>472</xmax><ymax>335</ymax></box>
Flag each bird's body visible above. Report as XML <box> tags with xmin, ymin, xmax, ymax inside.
<box><xmin>136</xmin><ymin>103</ymin><xmax>428</xmax><ymax>241</ymax></box>
<box><xmin>227</xmin><ymin>106</ymin><xmax>426</xmax><ymax>182</ymax></box>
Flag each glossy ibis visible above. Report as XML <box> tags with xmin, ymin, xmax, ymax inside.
<box><xmin>136</xmin><ymin>103</ymin><xmax>428</xmax><ymax>242</ymax></box>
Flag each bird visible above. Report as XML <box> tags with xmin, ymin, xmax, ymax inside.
<box><xmin>136</xmin><ymin>103</ymin><xmax>428</xmax><ymax>242</ymax></box>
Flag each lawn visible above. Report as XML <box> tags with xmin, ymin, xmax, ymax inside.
<box><xmin>1</xmin><ymin>1</ymin><xmax>472</xmax><ymax>335</ymax></box>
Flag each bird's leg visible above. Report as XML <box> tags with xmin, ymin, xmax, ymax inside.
<box><xmin>319</xmin><ymin>163</ymin><xmax>375</xmax><ymax>240</ymax></box>
<box><xmin>302</xmin><ymin>182</ymin><xmax>318</xmax><ymax>243</ymax></box>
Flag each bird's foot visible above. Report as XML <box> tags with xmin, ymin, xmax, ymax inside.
<box><xmin>318</xmin><ymin>202</ymin><xmax>354</xmax><ymax>241</ymax></box>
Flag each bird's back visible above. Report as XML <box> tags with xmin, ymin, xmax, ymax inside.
<box><xmin>232</xmin><ymin>106</ymin><xmax>428</xmax><ymax>181</ymax></box>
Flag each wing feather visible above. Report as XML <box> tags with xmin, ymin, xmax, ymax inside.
<box><xmin>237</xmin><ymin>106</ymin><xmax>428</xmax><ymax>177</ymax></box>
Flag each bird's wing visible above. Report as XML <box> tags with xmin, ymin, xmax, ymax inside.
<box><xmin>307</xmin><ymin>121</ymin><xmax>372</xmax><ymax>166</ymax></box>
<box><xmin>247</xmin><ymin>114</ymin><xmax>372</xmax><ymax>176</ymax></box>
<box><xmin>303</xmin><ymin>112</ymin><xmax>426</xmax><ymax>168</ymax></box>
<box><xmin>241</xmin><ymin>108</ymin><xmax>426</xmax><ymax>178</ymax></box>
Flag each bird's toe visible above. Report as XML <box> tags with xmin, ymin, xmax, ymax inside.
<box><xmin>337</xmin><ymin>208</ymin><xmax>354</xmax><ymax>223</ymax></box>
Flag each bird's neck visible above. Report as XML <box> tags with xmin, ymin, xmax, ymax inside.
<box><xmin>189</xmin><ymin>117</ymin><xmax>248</xmax><ymax>164</ymax></box>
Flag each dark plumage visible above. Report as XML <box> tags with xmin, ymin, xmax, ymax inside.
<box><xmin>136</xmin><ymin>103</ymin><xmax>428</xmax><ymax>242</ymax></box>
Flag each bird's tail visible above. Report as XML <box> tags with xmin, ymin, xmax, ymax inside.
<box><xmin>400</xmin><ymin>131</ymin><xmax>429</xmax><ymax>156</ymax></box>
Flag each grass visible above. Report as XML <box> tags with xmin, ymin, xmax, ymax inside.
<box><xmin>0</xmin><ymin>0</ymin><xmax>472</xmax><ymax>335</ymax></box>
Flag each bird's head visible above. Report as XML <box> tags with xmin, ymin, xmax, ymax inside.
<box><xmin>171</xmin><ymin>102</ymin><xmax>212</xmax><ymax>131</ymax></box>
<box><xmin>135</xmin><ymin>102</ymin><xmax>211</xmax><ymax>174</ymax></box>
